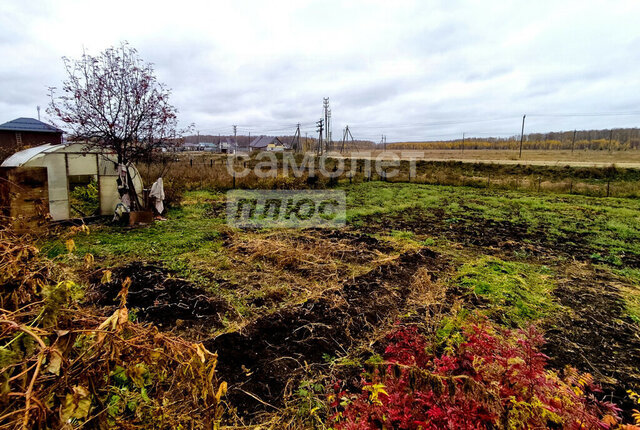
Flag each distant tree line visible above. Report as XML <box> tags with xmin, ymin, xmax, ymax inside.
<box><xmin>388</xmin><ymin>128</ymin><xmax>640</xmax><ymax>151</ymax></box>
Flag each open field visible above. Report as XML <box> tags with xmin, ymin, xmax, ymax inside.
<box><xmin>34</xmin><ymin>181</ymin><xmax>640</xmax><ymax>427</ymax></box>
<box><xmin>346</xmin><ymin>149</ymin><xmax>640</xmax><ymax>167</ymax></box>
<box><xmin>143</xmin><ymin>153</ymin><xmax>640</xmax><ymax>200</ymax></box>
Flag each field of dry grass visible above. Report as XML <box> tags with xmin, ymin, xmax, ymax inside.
<box><xmin>345</xmin><ymin>149</ymin><xmax>640</xmax><ymax>167</ymax></box>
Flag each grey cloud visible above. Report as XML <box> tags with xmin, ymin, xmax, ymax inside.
<box><xmin>2</xmin><ymin>0</ymin><xmax>640</xmax><ymax>141</ymax></box>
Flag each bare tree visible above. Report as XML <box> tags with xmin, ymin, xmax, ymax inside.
<box><xmin>48</xmin><ymin>42</ymin><xmax>186</xmax><ymax>209</ymax></box>
<box><xmin>48</xmin><ymin>42</ymin><xmax>183</xmax><ymax>163</ymax></box>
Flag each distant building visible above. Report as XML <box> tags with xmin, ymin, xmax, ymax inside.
<box><xmin>179</xmin><ymin>140</ymin><xmax>237</xmax><ymax>153</ymax></box>
<box><xmin>218</xmin><ymin>139</ymin><xmax>237</xmax><ymax>154</ymax></box>
<box><xmin>200</xmin><ymin>142</ymin><xmax>218</xmax><ymax>152</ymax></box>
<box><xmin>249</xmin><ymin>136</ymin><xmax>290</xmax><ymax>152</ymax></box>
<box><xmin>181</xmin><ymin>142</ymin><xmax>201</xmax><ymax>152</ymax></box>
<box><xmin>0</xmin><ymin>117</ymin><xmax>64</xmax><ymax>160</ymax></box>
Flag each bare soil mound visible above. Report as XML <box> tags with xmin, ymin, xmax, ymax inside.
<box><xmin>88</xmin><ymin>262</ymin><xmax>230</xmax><ymax>330</ymax></box>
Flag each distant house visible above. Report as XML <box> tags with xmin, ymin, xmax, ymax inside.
<box><xmin>200</xmin><ymin>142</ymin><xmax>218</xmax><ymax>152</ymax></box>
<box><xmin>180</xmin><ymin>140</ymin><xmax>237</xmax><ymax>153</ymax></box>
<box><xmin>218</xmin><ymin>139</ymin><xmax>237</xmax><ymax>154</ymax></box>
<box><xmin>249</xmin><ymin>136</ymin><xmax>290</xmax><ymax>152</ymax></box>
<box><xmin>0</xmin><ymin>117</ymin><xmax>64</xmax><ymax>160</ymax></box>
<box><xmin>181</xmin><ymin>142</ymin><xmax>201</xmax><ymax>152</ymax></box>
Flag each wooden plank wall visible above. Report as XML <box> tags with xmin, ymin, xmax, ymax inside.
<box><xmin>0</xmin><ymin>167</ymin><xmax>49</xmax><ymax>232</ymax></box>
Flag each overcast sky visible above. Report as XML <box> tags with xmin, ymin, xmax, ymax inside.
<box><xmin>1</xmin><ymin>0</ymin><xmax>640</xmax><ymax>142</ymax></box>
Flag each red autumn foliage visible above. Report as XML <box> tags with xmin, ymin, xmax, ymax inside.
<box><xmin>330</xmin><ymin>322</ymin><xmax>621</xmax><ymax>429</ymax></box>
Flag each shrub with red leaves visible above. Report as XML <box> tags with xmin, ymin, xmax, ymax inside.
<box><xmin>329</xmin><ymin>322</ymin><xmax>620</xmax><ymax>429</ymax></box>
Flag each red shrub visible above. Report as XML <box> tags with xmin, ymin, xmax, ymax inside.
<box><xmin>329</xmin><ymin>323</ymin><xmax>620</xmax><ymax>429</ymax></box>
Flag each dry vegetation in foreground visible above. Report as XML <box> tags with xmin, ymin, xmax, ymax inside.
<box><xmin>0</xmin><ymin>226</ymin><xmax>226</xmax><ymax>429</ymax></box>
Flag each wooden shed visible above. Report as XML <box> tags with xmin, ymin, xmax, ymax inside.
<box><xmin>0</xmin><ymin>143</ymin><xmax>143</xmax><ymax>228</ymax></box>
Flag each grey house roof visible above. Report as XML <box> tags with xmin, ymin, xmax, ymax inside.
<box><xmin>0</xmin><ymin>117</ymin><xmax>64</xmax><ymax>133</ymax></box>
<box><xmin>249</xmin><ymin>135</ymin><xmax>286</xmax><ymax>149</ymax></box>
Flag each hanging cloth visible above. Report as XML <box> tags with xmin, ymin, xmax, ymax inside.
<box><xmin>149</xmin><ymin>177</ymin><xmax>165</xmax><ymax>215</ymax></box>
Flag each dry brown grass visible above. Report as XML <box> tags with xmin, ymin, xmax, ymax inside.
<box><xmin>0</xmin><ymin>226</ymin><xmax>226</xmax><ymax>429</ymax></box>
<box><xmin>346</xmin><ymin>149</ymin><xmax>640</xmax><ymax>166</ymax></box>
<box><xmin>223</xmin><ymin>230</ymin><xmax>391</xmax><ymax>303</ymax></box>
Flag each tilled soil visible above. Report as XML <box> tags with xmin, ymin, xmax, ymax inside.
<box><xmin>358</xmin><ymin>207</ymin><xmax>638</xmax><ymax>266</ymax></box>
<box><xmin>88</xmin><ymin>262</ymin><xmax>230</xmax><ymax>331</ymax></box>
<box><xmin>543</xmin><ymin>268</ymin><xmax>640</xmax><ymax>420</ymax></box>
<box><xmin>83</xmin><ymin>208</ymin><xmax>640</xmax><ymax>422</ymax></box>
<box><xmin>205</xmin><ymin>248</ymin><xmax>449</xmax><ymax>420</ymax></box>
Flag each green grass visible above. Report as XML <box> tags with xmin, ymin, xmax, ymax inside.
<box><xmin>608</xmin><ymin>267</ymin><xmax>640</xmax><ymax>323</ymax></box>
<box><xmin>344</xmin><ymin>182</ymin><xmax>640</xmax><ymax>263</ymax></box>
<box><xmin>43</xmin><ymin>182</ymin><xmax>640</xmax><ymax>276</ymax></box>
<box><xmin>41</xmin><ymin>190</ymin><xmax>228</xmax><ymax>280</ymax></box>
<box><xmin>454</xmin><ymin>257</ymin><xmax>558</xmax><ymax>326</ymax></box>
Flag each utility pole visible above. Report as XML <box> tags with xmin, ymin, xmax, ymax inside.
<box><xmin>609</xmin><ymin>129</ymin><xmax>613</xmax><ymax>152</ymax></box>
<box><xmin>323</xmin><ymin>98</ymin><xmax>330</xmax><ymax>152</ymax></box>
<box><xmin>233</xmin><ymin>125</ymin><xmax>237</xmax><ymax>153</ymax></box>
<box><xmin>341</xmin><ymin>127</ymin><xmax>347</xmax><ymax>153</ymax></box>
<box><xmin>341</xmin><ymin>125</ymin><xmax>354</xmax><ymax>153</ymax></box>
<box><xmin>519</xmin><ymin>115</ymin><xmax>526</xmax><ymax>158</ymax></box>
<box><xmin>291</xmin><ymin>123</ymin><xmax>301</xmax><ymax>152</ymax></box>
<box><xmin>328</xmin><ymin>109</ymin><xmax>332</xmax><ymax>151</ymax></box>
<box><xmin>37</xmin><ymin>106</ymin><xmax>41</xmax><ymax>121</ymax></box>
<box><xmin>341</xmin><ymin>127</ymin><xmax>346</xmax><ymax>153</ymax></box>
<box><xmin>462</xmin><ymin>132</ymin><xmax>465</xmax><ymax>152</ymax></box>
<box><xmin>571</xmin><ymin>129</ymin><xmax>576</xmax><ymax>153</ymax></box>
<box><xmin>316</xmin><ymin>119</ymin><xmax>324</xmax><ymax>155</ymax></box>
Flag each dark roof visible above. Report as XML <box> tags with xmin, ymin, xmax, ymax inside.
<box><xmin>0</xmin><ymin>117</ymin><xmax>64</xmax><ymax>133</ymax></box>
<box><xmin>249</xmin><ymin>135</ymin><xmax>286</xmax><ymax>149</ymax></box>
